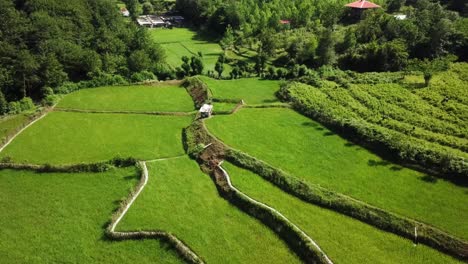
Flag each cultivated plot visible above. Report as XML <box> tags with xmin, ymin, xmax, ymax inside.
<box><xmin>200</xmin><ymin>76</ymin><xmax>281</xmax><ymax>104</ymax></box>
<box><xmin>118</xmin><ymin>156</ymin><xmax>301</xmax><ymax>263</ymax></box>
<box><xmin>206</xmin><ymin>108</ymin><xmax>468</xmax><ymax>239</ymax></box>
<box><xmin>0</xmin><ymin>112</ymin><xmax>192</xmax><ymax>164</ymax></box>
<box><xmin>223</xmin><ymin>162</ymin><xmax>460</xmax><ymax>264</ymax></box>
<box><xmin>0</xmin><ymin>168</ymin><xmax>182</xmax><ymax>264</ymax></box>
<box><xmin>150</xmin><ymin>28</ymin><xmax>228</xmax><ymax>74</ymax></box>
<box><xmin>57</xmin><ymin>85</ymin><xmax>194</xmax><ymax>112</ymax></box>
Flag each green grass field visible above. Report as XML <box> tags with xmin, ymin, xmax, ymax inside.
<box><xmin>206</xmin><ymin>108</ymin><xmax>468</xmax><ymax>239</ymax></box>
<box><xmin>149</xmin><ymin>28</ymin><xmax>230</xmax><ymax>75</ymax></box>
<box><xmin>118</xmin><ymin>157</ymin><xmax>300</xmax><ymax>263</ymax></box>
<box><xmin>0</xmin><ymin>112</ymin><xmax>191</xmax><ymax>164</ymax></box>
<box><xmin>201</xmin><ymin>76</ymin><xmax>281</xmax><ymax>104</ymax></box>
<box><xmin>0</xmin><ymin>167</ymin><xmax>182</xmax><ymax>263</ymax></box>
<box><xmin>0</xmin><ymin>113</ymin><xmax>30</xmax><ymax>143</ymax></box>
<box><xmin>57</xmin><ymin>85</ymin><xmax>194</xmax><ymax>112</ymax></box>
<box><xmin>223</xmin><ymin>162</ymin><xmax>460</xmax><ymax>264</ymax></box>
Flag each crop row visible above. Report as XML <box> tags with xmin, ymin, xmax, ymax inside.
<box><xmin>279</xmin><ymin>82</ymin><xmax>468</xmax><ymax>179</ymax></box>
<box><xmin>363</xmin><ymin>83</ymin><xmax>466</xmax><ymax>129</ymax></box>
<box><xmin>348</xmin><ymin>85</ymin><xmax>466</xmax><ymax>138</ymax></box>
<box><xmin>318</xmin><ymin>85</ymin><xmax>468</xmax><ymax>152</ymax></box>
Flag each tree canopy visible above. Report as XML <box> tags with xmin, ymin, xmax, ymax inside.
<box><xmin>0</xmin><ymin>0</ymin><xmax>165</xmax><ymax>102</ymax></box>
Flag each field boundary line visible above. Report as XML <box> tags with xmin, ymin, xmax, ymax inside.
<box><xmin>218</xmin><ymin>162</ymin><xmax>334</xmax><ymax>264</ymax></box>
<box><xmin>0</xmin><ymin>105</ymin><xmax>56</xmax><ymax>154</ymax></box>
<box><xmin>146</xmin><ymin>155</ymin><xmax>186</xmax><ymax>163</ymax></box>
<box><xmin>53</xmin><ymin>108</ymin><xmax>196</xmax><ymax>116</ymax></box>
<box><xmin>106</xmin><ymin>161</ymin><xmax>204</xmax><ymax>264</ymax></box>
<box><xmin>198</xmin><ymin>120</ymin><xmax>468</xmax><ymax>260</ymax></box>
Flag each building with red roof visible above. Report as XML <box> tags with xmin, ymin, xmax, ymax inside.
<box><xmin>345</xmin><ymin>0</ymin><xmax>381</xmax><ymax>9</ymax></box>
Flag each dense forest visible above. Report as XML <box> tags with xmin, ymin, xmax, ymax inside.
<box><xmin>176</xmin><ymin>0</ymin><xmax>467</xmax><ymax>72</ymax></box>
<box><xmin>0</xmin><ymin>0</ymin><xmax>165</xmax><ymax>111</ymax></box>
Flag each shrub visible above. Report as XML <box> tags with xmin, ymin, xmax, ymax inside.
<box><xmin>41</xmin><ymin>94</ymin><xmax>60</xmax><ymax>107</ymax></box>
<box><xmin>8</xmin><ymin>101</ymin><xmax>21</xmax><ymax>114</ymax></box>
<box><xmin>131</xmin><ymin>71</ymin><xmax>157</xmax><ymax>82</ymax></box>
<box><xmin>19</xmin><ymin>97</ymin><xmax>35</xmax><ymax>112</ymax></box>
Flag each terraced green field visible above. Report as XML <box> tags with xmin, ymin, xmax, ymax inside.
<box><xmin>206</xmin><ymin>108</ymin><xmax>468</xmax><ymax>239</ymax></box>
<box><xmin>118</xmin><ymin>157</ymin><xmax>300</xmax><ymax>263</ymax></box>
<box><xmin>223</xmin><ymin>162</ymin><xmax>460</xmax><ymax>264</ymax></box>
<box><xmin>0</xmin><ymin>168</ymin><xmax>182</xmax><ymax>264</ymax></box>
<box><xmin>150</xmin><ymin>28</ymin><xmax>228</xmax><ymax>74</ymax></box>
<box><xmin>200</xmin><ymin>76</ymin><xmax>280</xmax><ymax>104</ymax></box>
<box><xmin>0</xmin><ymin>112</ymin><xmax>192</xmax><ymax>164</ymax></box>
<box><xmin>57</xmin><ymin>85</ymin><xmax>194</xmax><ymax>112</ymax></box>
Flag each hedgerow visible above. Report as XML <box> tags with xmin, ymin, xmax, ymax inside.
<box><xmin>279</xmin><ymin>82</ymin><xmax>468</xmax><ymax>180</ymax></box>
<box><xmin>225</xmin><ymin>148</ymin><xmax>468</xmax><ymax>261</ymax></box>
<box><xmin>183</xmin><ymin>76</ymin><xmax>212</xmax><ymax>108</ymax></box>
<box><xmin>0</xmin><ymin>156</ymin><xmax>137</xmax><ymax>173</ymax></box>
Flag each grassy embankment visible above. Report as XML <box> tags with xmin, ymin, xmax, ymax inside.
<box><xmin>206</xmin><ymin>108</ymin><xmax>468</xmax><ymax>240</ymax></box>
<box><xmin>118</xmin><ymin>156</ymin><xmax>301</xmax><ymax>263</ymax></box>
<box><xmin>0</xmin><ymin>114</ymin><xmax>31</xmax><ymax>143</ymax></box>
<box><xmin>223</xmin><ymin>162</ymin><xmax>461</xmax><ymax>264</ymax></box>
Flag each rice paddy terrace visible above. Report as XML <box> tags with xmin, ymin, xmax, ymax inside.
<box><xmin>0</xmin><ymin>73</ymin><xmax>467</xmax><ymax>263</ymax></box>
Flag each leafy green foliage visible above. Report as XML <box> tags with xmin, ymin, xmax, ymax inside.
<box><xmin>0</xmin><ymin>0</ymin><xmax>165</xmax><ymax>101</ymax></box>
<box><xmin>280</xmin><ymin>75</ymin><xmax>468</xmax><ymax>179</ymax></box>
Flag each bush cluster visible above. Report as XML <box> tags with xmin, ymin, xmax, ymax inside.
<box><xmin>56</xmin><ymin>73</ymin><xmax>129</xmax><ymax>94</ymax></box>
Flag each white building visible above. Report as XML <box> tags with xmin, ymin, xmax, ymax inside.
<box><xmin>199</xmin><ymin>104</ymin><xmax>213</xmax><ymax>118</ymax></box>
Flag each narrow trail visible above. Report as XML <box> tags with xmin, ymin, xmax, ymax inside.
<box><xmin>0</xmin><ymin>106</ymin><xmax>56</xmax><ymax>153</ymax></box>
<box><xmin>218</xmin><ymin>162</ymin><xmax>334</xmax><ymax>264</ymax></box>
<box><xmin>107</xmin><ymin>160</ymin><xmax>204</xmax><ymax>264</ymax></box>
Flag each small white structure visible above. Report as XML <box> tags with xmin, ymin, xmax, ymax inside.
<box><xmin>199</xmin><ymin>104</ymin><xmax>213</xmax><ymax>118</ymax></box>
<box><xmin>137</xmin><ymin>15</ymin><xmax>168</xmax><ymax>28</ymax></box>
<box><xmin>120</xmin><ymin>8</ymin><xmax>130</xmax><ymax>17</ymax></box>
<box><xmin>394</xmin><ymin>14</ymin><xmax>407</xmax><ymax>20</ymax></box>
<box><xmin>137</xmin><ymin>16</ymin><xmax>153</xmax><ymax>27</ymax></box>
<box><xmin>147</xmin><ymin>15</ymin><xmax>166</xmax><ymax>27</ymax></box>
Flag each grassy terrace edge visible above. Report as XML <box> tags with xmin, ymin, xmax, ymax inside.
<box><xmin>105</xmin><ymin>161</ymin><xmax>204</xmax><ymax>264</ymax></box>
<box><xmin>183</xmin><ymin>120</ymin><xmax>332</xmax><ymax>263</ymax></box>
<box><xmin>185</xmin><ymin>117</ymin><xmax>468</xmax><ymax>261</ymax></box>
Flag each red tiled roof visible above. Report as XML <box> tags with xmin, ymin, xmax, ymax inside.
<box><xmin>345</xmin><ymin>0</ymin><xmax>381</xmax><ymax>9</ymax></box>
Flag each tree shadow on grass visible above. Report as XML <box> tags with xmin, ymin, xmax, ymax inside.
<box><xmin>323</xmin><ymin>131</ymin><xmax>335</xmax><ymax>136</ymax></box>
<box><xmin>301</xmin><ymin>121</ymin><xmax>326</xmax><ymax>131</ymax></box>
<box><xmin>368</xmin><ymin>159</ymin><xmax>391</xmax><ymax>167</ymax></box>
<box><xmin>420</xmin><ymin>175</ymin><xmax>438</xmax><ymax>184</ymax></box>
<box><xmin>390</xmin><ymin>165</ymin><xmax>403</xmax><ymax>171</ymax></box>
